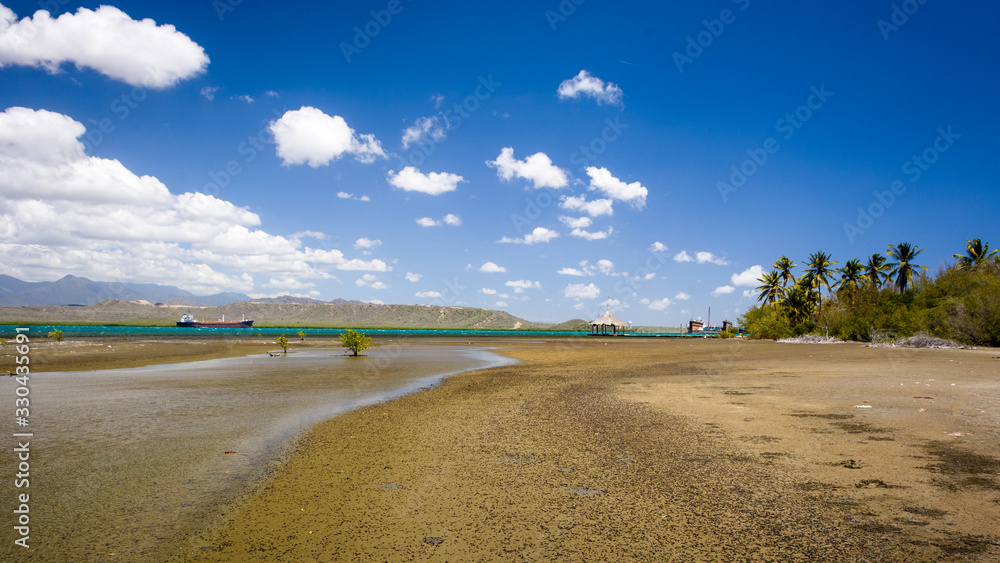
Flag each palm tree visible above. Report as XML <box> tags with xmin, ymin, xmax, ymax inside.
<box><xmin>885</xmin><ymin>242</ymin><xmax>928</xmax><ymax>292</ymax></box>
<box><xmin>837</xmin><ymin>259</ymin><xmax>865</xmax><ymax>306</ymax></box>
<box><xmin>782</xmin><ymin>277</ymin><xmax>818</xmax><ymax>325</ymax></box>
<box><xmin>755</xmin><ymin>270</ymin><xmax>784</xmax><ymax>305</ymax></box>
<box><xmin>864</xmin><ymin>253</ymin><xmax>890</xmax><ymax>289</ymax></box>
<box><xmin>837</xmin><ymin>259</ymin><xmax>865</xmax><ymax>294</ymax></box>
<box><xmin>804</xmin><ymin>251</ymin><xmax>838</xmax><ymax>308</ymax></box>
<box><xmin>774</xmin><ymin>256</ymin><xmax>797</xmax><ymax>288</ymax></box>
<box><xmin>953</xmin><ymin>238</ymin><xmax>999</xmax><ymax>269</ymax></box>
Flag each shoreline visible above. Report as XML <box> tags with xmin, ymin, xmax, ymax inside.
<box><xmin>4</xmin><ymin>337</ymin><xmax>998</xmax><ymax>561</ymax></box>
<box><xmin>185</xmin><ymin>338</ymin><xmax>1000</xmax><ymax>561</ymax></box>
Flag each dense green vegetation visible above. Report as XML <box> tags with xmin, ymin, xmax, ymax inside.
<box><xmin>740</xmin><ymin>239</ymin><xmax>1000</xmax><ymax>346</ymax></box>
<box><xmin>340</xmin><ymin>329</ymin><xmax>377</xmax><ymax>356</ymax></box>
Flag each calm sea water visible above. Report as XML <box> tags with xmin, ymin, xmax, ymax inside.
<box><xmin>0</xmin><ymin>344</ymin><xmax>514</xmax><ymax>562</ymax></box>
<box><xmin>0</xmin><ymin>325</ymin><xmax>693</xmax><ymax>338</ymax></box>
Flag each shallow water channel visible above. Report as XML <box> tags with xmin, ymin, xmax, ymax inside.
<box><xmin>1</xmin><ymin>344</ymin><xmax>513</xmax><ymax>561</ymax></box>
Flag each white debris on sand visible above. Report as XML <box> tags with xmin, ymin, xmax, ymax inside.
<box><xmin>777</xmin><ymin>335</ymin><xmax>846</xmax><ymax>344</ymax></box>
<box><xmin>868</xmin><ymin>334</ymin><xmax>971</xmax><ymax>350</ymax></box>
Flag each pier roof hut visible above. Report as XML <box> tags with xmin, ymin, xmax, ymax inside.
<box><xmin>590</xmin><ymin>310</ymin><xmax>629</xmax><ymax>335</ymax></box>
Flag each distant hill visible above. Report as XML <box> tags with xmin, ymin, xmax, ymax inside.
<box><xmin>0</xmin><ymin>299</ymin><xmax>562</xmax><ymax>330</ymax></box>
<box><xmin>0</xmin><ymin>275</ymin><xmax>252</xmax><ymax>307</ymax></box>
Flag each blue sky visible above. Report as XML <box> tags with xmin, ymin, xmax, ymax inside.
<box><xmin>0</xmin><ymin>1</ymin><xmax>997</xmax><ymax>326</ymax></box>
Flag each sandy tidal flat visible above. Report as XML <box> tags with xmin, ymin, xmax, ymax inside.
<box><xmin>174</xmin><ymin>338</ymin><xmax>1000</xmax><ymax>562</ymax></box>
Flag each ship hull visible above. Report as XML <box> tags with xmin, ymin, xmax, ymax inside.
<box><xmin>176</xmin><ymin>320</ymin><xmax>254</xmax><ymax>328</ymax></box>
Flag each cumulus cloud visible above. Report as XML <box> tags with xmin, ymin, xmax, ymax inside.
<box><xmin>270</xmin><ymin>107</ymin><xmax>386</xmax><ymax>167</ymax></box>
<box><xmin>480</xmin><ymin>288</ymin><xmax>497</xmax><ymax>295</ymax></box>
<box><xmin>506</xmin><ymin>279</ymin><xmax>541</xmax><ymax>293</ymax></box>
<box><xmin>649</xmin><ymin>241</ymin><xmax>668</xmax><ymax>252</ymax></box>
<box><xmin>0</xmin><ymin>106</ymin><xmax>385</xmax><ymax>294</ymax></box>
<box><xmin>353</xmin><ymin>237</ymin><xmax>381</xmax><ymax>254</ymax></box>
<box><xmin>497</xmin><ymin>227</ymin><xmax>559</xmax><ymax>245</ymax></box>
<box><xmin>336</xmin><ymin>191</ymin><xmax>371</xmax><ymax>202</ymax></box>
<box><xmin>388</xmin><ymin>166</ymin><xmax>464</xmax><ymax>195</ymax></box>
<box><xmin>401</xmin><ymin>116</ymin><xmax>446</xmax><ymax>149</ymax></box>
<box><xmin>415</xmin><ymin>290</ymin><xmax>441</xmax><ymax>299</ymax></box>
<box><xmin>415</xmin><ymin>213</ymin><xmax>462</xmax><ymax>227</ymax></box>
<box><xmin>559</xmin><ymin>195</ymin><xmax>613</xmax><ymax>217</ymax></box>
<box><xmin>405</xmin><ymin>272</ymin><xmax>422</xmax><ymax>282</ymax></box>
<box><xmin>494</xmin><ymin>300</ymin><xmax>508</xmax><ymax>307</ymax></box>
<box><xmin>570</xmin><ymin>226</ymin><xmax>613</xmax><ymax>241</ymax></box>
<box><xmin>731</xmin><ymin>265</ymin><xmax>764</xmax><ymax>287</ymax></box>
<box><xmin>564</xmin><ymin>283</ymin><xmax>601</xmax><ymax>300</ymax></box>
<box><xmin>556</xmin><ymin>70</ymin><xmax>623</xmax><ymax>106</ymax></box>
<box><xmin>559</xmin><ymin>216</ymin><xmax>592</xmax><ymax>229</ymax></box>
<box><xmin>641</xmin><ymin>297</ymin><xmax>672</xmax><ymax>311</ymax></box>
<box><xmin>586</xmin><ymin>167</ymin><xmax>647</xmax><ymax>208</ymax></box>
<box><xmin>479</xmin><ymin>261</ymin><xmax>506</xmax><ymax>273</ymax></box>
<box><xmin>200</xmin><ymin>86</ymin><xmax>219</xmax><ymax>100</ymax></box>
<box><xmin>557</xmin><ymin>267</ymin><xmax>587</xmax><ymax>276</ymax></box>
<box><xmin>356</xmin><ymin>274</ymin><xmax>388</xmax><ymax>289</ymax></box>
<box><xmin>712</xmin><ymin>285</ymin><xmax>735</xmax><ymax>296</ymax></box>
<box><xmin>674</xmin><ymin>250</ymin><xmax>729</xmax><ymax>265</ymax></box>
<box><xmin>0</xmin><ymin>4</ymin><xmax>209</xmax><ymax>88</ymax></box>
<box><xmin>675</xmin><ymin>292</ymin><xmax>691</xmax><ymax>300</ymax></box>
<box><xmin>696</xmin><ymin>251</ymin><xmax>730</xmax><ymax>265</ymax></box>
<box><xmin>596</xmin><ymin>260</ymin><xmax>615</xmax><ymax>275</ymax></box>
<box><xmin>673</xmin><ymin>251</ymin><xmax>694</xmax><ymax>263</ymax></box>
<box><xmin>487</xmin><ymin>147</ymin><xmax>569</xmax><ymax>189</ymax></box>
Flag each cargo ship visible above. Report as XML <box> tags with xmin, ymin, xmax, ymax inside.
<box><xmin>177</xmin><ymin>313</ymin><xmax>254</xmax><ymax>328</ymax></box>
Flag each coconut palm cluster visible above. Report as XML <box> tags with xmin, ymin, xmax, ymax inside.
<box><xmin>742</xmin><ymin>239</ymin><xmax>999</xmax><ymax>345</ymax></box>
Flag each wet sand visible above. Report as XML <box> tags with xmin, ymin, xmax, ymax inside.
<box><xmin>184</xmin><ymin>338</ymin><xmax>1000</xmax><ymax>562</ymax></box>
<box><xmin>0</xmin><ymin>340</ymin><xmax>512</xmax><ymax>562</ymax></box>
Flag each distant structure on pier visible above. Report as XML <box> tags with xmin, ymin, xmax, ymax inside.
<box><xmin>688</xmin><ymin>319</ymin><xmax>704</xmax><ymax>333</ymax></box>
<box><xmin>590</xmin><ymin>309</ymin><xmax>630</xmax><ymax>335</ymax></box>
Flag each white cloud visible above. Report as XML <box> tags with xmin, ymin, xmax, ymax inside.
<box><xmin>712</xmin><ymin>285</ymin><xmax>735</xmax><ymax>296</ymax></box>
<box><xmin>262</xmin><ymin>277</ymin><xmax>317</xmax><ymax>291</ymax></box>
<box><xmin>486</xmin><ymin>147</ymin><xmax>569</xmax><ymax>189</ymax></box>
<box><xmin>354</xmin><ymin>237</ymin><xmax>381</xmax><ymax>251</ymax></box>
<box><xmin>696</xmin><ymin>251</ymin><xmax>730</xmax><ymax>266</ymax></box>
<box><xmin>235</xmin><ymin>94</ymin><xmax>254</xmax><ymax>103</ymax></box>
<box><xmin>505</xmin><ymin>279</ymin><xmax>541</xmax><ymax>293</ymax></box>
<box><xmin>559</xmin><ymin>195</ymin><xmax>613</xmax><ymax>217</ymax></box>
<box><xmin>497</xmin><ymin>227</ymin><xmax>559</xmax><ymax>245</ymax></box>
<box><xmin>415</xmin><ymin>213</ymin><xmax>462</xmax><ymax>227</ymax></box>
<box><xmin>401</xmin><ymin>116</ymin><xmax>446</xmax><ymax>149</ymax></box>
<box><xmin>405</xmin><ymin>272</ymin><xmax>422</xmax><ymax>282</ymax></box>
<box><xmin>479</xmin><ymin>261</ymin><xmax>506</xmax><ymax>273</ymax></box>
<box><xmin>570</xmin><ymin>226</ymin><xmax>613</xmax><ymax>241</ymax></box>
<box><xmin>200</xmin><ymin>86</ymin><xmax>219</xmax><ymax>100</ymax></box>
<box><xmin>642</xmin><ymin>297</ymin><xmax>672</xmax><ymax>311</ymax></box>
<box><xmin>0</xmin><ymin>107</ymin><xmax>386</xmax><ymax>294</ymax></box>
<box><xmin>494</xmin><ymin>300</ymin><xmax>508</xmax><ymax>308</ymax></box>
<box><xmin>0</xmin><ymin>5</ymin><xmax>209</xmax><ymax>88</ymax></box>
<box><xmin>556</xmin><ymin>70</ymin><xmax>623</xmax><ymax>106</ymax></box>
<box><xmin>356</xmin><ymin>274</ymin><xmax>388</xmax><ymax>289</ymax></box>
<box><xmin>415</xmin><ymin>290</ymin><xmax>441</xmax><ymax>299</ymax></box>
<box><xmin>731</xmin><ymin>265</ymin><xmax>764</xmax><ymax>287</ymax></box>
<box><xmin>265</xmin><ymin>90</ymin><xmax>278</xmax><ymax>98</ymax></box>
<box><xmin>649</xmin><ymin>241</ymin><xmax>668</xmax><ymax>252</ymax></box>
<box><xmin>559</xmin><ymin>216</ymin><xmax>592</xmax><ymax>229</ymax></box>
<box><xmin>586</xmin><ymin>167</ymin><xmax>647</xmax><ymax>208</ymax></box>
<box><xmin>596</xmin><ymin>260</ymin><xmax>615</xmax><ymax>275</ymax></box>
<box><xmin>270</xmin><ymin>107</ymin><xmax>386</xmax><ymax>167</ymax></box>
<box><xmin>673</xmin><ymin>251</ymin><xmax>694</xmax><ymax>263</ymax></box>
<box><xmin>564</xmin><ymin>283</ymin><xmax>601</xmax><ymax>300</ymax></box>
<box><xmin>388</xmin><ymin>166</ymin><xmax>464</xmax><ymax>195</ymax></box>
<box><xmin>336</xmin><ymin>191</ymin><xmax>371</xmax><ymax>202</ymax></box>
<box><xmin>557</xmin><ymin>267</ymin><xmax>587</xmax><ymax>276</ymax></box>
<box><xmin>675</xmin><ymin>292</ymin><xmax>691</xmax><ymax>301</ymax></box>
<box><xmin>480</xmin><ymin>288</ymin><xmax>498</xmax><ymax>295</ymax></box>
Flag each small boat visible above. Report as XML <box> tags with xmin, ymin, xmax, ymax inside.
<box><xmin>177</xmin><ymin>313</ymin><xmax>254</xmax><ymax>328</ymax></box>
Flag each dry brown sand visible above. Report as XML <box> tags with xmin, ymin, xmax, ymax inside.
<box><xmin>158</xmin><ymin>338</ymin><xmax>998</xmax><ymax>562</ymax></box>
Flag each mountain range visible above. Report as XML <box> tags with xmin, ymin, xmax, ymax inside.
<box><xmin>0</xmin><ymin>274</ymin><xmax>252</xmax><ymax>307</ymax></box>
